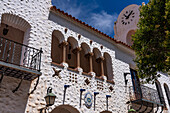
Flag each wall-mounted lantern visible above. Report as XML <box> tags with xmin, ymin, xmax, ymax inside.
<box><xmin>44</xmin><ymin>87</ymin><xmax>56</xmax><ymax>107</ymax></box>
<box><xmin>40</xmin><ymin>87</ymin><xmax>56</xmax><ymax>113</ymax></box>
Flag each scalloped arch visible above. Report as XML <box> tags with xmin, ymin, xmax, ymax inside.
<box><xmin>81</xmin><ymin>43</ymin><xmax>90</xmax><ymax>54</ymax></box>
<box><xmin>93</xmin><ymin>48</ymin><xmax>102</xmax><ymax>58</ymax></box>
<box><xmin>67</xmin><ymin>36</ymin><xmax>78</xmax><ymax>49</ymax></box>
<box><xmin>52</xmin><ymin>30</ymin><xmax>65</xmax><ymax>43</ymax></box>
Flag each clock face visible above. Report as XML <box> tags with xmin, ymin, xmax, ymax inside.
<box><xmin>121</xmin><ymin>10</ymin><xmax>135</xmax><ymax>25</ymax></box>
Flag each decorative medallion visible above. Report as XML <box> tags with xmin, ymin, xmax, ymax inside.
<box><xmin>84</xmin><ymin>92</ymin><xmax>93</xmax><ymax>109</ymax></box>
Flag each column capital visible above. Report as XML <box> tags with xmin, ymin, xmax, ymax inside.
<box><xmin>96</xmin><ymin>56</ymin><xmax>104</xmax><ymax>63</ymax></box>
<box><xmin>59</xmin><ymin>41</ymin><xmax>68</xmax><ymax>47</ymax></box>
<box><xmin>85</xmin><ymin>52</ymin><xmax>94</xmax><ymax>58</ymax></box>
<box><xmin>72</xmin><ymin>47</ymin><xmax>82</xmax><ymax>54</ymax></box>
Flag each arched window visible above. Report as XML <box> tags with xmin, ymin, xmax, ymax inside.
<box><xmin>103</xmin><ymin>52</ymin><xmax>113</xmax><ymax>80</ymax></box>
<box><xmin>126</xmin><ymin>30</ymin><xmax>135</xmax><ymax>46</ymax></box>
<box><xmin>92</xmin><ymin>48</ymin><xmax>101</xmax><ymax>77</ymax></box>
<box><xmin>51</xmin><ymin>30</ymin><xmax>64</xmax><ymax>64</ymax></box>
<box><xmin>66</xmin><ymin>37</ymin><xmax>78</xmax><ymax>69</ymax></box>
<box><xmin>155</xmin><ymin>80</ymin><xmax>166</xmax><ymax>106</ymax></box>
<box><xmin>164</xmin><ymin>83</ymin><xmax>170</xmax><ymax>106</ymax></box>
<box><xmin>80</xmin><ymin>43</ymin><xmax>90</xmax><ymax>73</ymax></box>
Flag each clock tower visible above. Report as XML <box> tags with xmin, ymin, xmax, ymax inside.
<box><xmin>114</xmin><ymin>4</ymin><xmax>140</xmax><ymax>46</ymax></box>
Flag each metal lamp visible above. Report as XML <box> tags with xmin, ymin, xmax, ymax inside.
<box><xmin>44</xmin><ymin>87</ymin><xmax>56</xmax><ymax>107</ymax></box>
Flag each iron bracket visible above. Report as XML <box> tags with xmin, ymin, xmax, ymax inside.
<box><xmin>94</xmin><ymin>92</ymin><xmax>99</xmax><ymax>111</ymax></box>
<box><xmin>12</xmin><ymin>75</ymin><xmax>24</xmax><ymax>93</ymax></box>
<box><xmin>28</xmin><ymin>76</ymin><xmax>40</xmax><ymax>95</ymax></box>
<box><xmin>124</xmin><ymin>73</ymin><xmax>130</xmax><ymax>86</ymax></box>
<box><xmin>0</xmin><ymin>67</ymin><xmax>8</xmax><ymax>83</ymax></box>
<box><xmin>63</xmin><ymin>85</ymin><xmax>70</xmax><ymax>104</ymax></box>
<box><xmin>0</xmin><ymin>72</ymin><xmax>4</xmax><ymax>83</ymax></box>
<box><xmin>80</xmin><ymin>89</ymin><xmax>86</xmax><ymax>108</ymax></box>
<box><xmin>106</xmin><ymin>95</ymin><xmax>111</xmax><ymax>111</ymax></box>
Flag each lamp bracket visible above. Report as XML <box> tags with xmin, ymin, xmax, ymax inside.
<box><xmin>47</xmin><ymin>87</ymin><xmax>52</xmax><ymax>94</ymax></box>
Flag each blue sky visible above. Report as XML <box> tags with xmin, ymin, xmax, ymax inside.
<box><xmin>52</xmin><ymin>0</ymin><xmax>149</xmax><ymax>37</ymax></box>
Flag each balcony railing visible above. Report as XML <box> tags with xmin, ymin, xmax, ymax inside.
<box><xmin>0</xmin><ymin>36</ymin><xmax>42</xmax><ymax>81</ymax></box>
<box><xmin>129</xmin><ymin>85</ymin><xmax>162</xmax><ymax>106</ymax></box>
<box><xmin>0</xmin><ymin>36</ymin><xmax>42</xmax><ymax>71</ymax></box>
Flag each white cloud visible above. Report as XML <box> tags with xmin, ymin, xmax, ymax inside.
<box><xmin>52</xmin><ymin>0</ymin><xmax>81</xmax><ymax>17</ymax></box>
<box><xmin>66</xmin><ymin>6</ymin><xmax>82</xmax><ymax>18</ymax></box>
<box><xmin>52</xmin><ymin>0</ymin><xmax>117</xmax><ymax>36</ymax></box>
<box><xmin>87</xmin><ymin>11</ymin><xmax>118</xmax><ymax>36</ymax></box>
<box><xmin>52</xmin><ymin>0</ymin><xmax>98</xmax><ymax>18</ymax></box>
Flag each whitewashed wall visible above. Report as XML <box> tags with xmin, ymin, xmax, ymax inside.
<box><xmin>0</xmin><ymin>0</ymin><xmax>169</xmax><ymax>113</ymax></box>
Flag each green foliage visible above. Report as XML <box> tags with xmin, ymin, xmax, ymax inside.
<box><xmin>132</xmin><ymin>0</ymin><xmax>170</xmax><ymax>83</ymax></box>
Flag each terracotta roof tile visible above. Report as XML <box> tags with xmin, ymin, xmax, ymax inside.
<box><xmin>50</xmin><ymin>6</ymin><xmax>132</xmax><ymax>49</ymax></box>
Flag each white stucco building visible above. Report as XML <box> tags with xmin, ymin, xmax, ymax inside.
<box><xmin>0</xmin><ymin>0</ymin><xmax>169</xmax><ymax>113</ymax></box>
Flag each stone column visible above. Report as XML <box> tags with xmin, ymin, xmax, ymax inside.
<box><xmin>85</xmin><ymin>52</ymin><xmax>94</xmax><ymax>72</ymax></box>
<box><xmin>96</xmin><ymin>56</ymin><xmax>105</xmax><ymax>76</ymax></box>
<box><xmin>73</xmin><ymin>47</ymin><xmax>82</xmax><ymax>68</ymax></box>
<box><xmin>59</xmin><ymin>41</ymin><xmax>68</xmax><ymax>63</ymax></box>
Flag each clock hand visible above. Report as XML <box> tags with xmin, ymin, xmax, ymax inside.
<box><xmin>123</xmin><ymin>14</ymin><xmax>127</xmax><ymax>17</ymax></box>
<box><xmin>126</xmin><ymin>11</ymin><xmax>133</xmax><ymax>19</ymax></box>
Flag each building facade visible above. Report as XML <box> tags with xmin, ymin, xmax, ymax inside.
<box><xmin>0</xmin><ymin>0</ymin><xmax>169</xmax><ymax>113</ymax></box>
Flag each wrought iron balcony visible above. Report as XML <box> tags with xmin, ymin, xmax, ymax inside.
<box><xmin>129</xmin><ymin>85</ymin><xmax>164</xmax><ymax>107</ymax></box>
<box><xmin>0</xmin><ymin>36</ymin><xmax>42</xmax><ymax>81</ymax></box>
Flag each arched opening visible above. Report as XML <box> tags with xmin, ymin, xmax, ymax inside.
<box><xmin>0</xmin><ymin>13</ymin><xmax>31</xmax><ymax>44</ymax></box>
<box><xmin>51</xmin><ymin>30</ymin><xmax>64</xmax><ymax>64</ymax></box>
<box><xmin>66</xmin><ymin>37</ymin><xmax>78</xmax><ymax>69</ymax></box>
<box><xmin>164</xmin><ymin>83</ymin><xmax>170</xmax><ymax>106</ymax></box>
<box><xmin>50</xmin><ymin>105</ymin><xmax>80</xmax><ymax>113</ymax></box>
<box><xmin>155</xmin><ymin>80</ymin><xmax>166</xmax><ymax>106</ymax></box>
<box><xmin>92</xmin><ymin>48</ymin><xmax>101</xmax><ymax>77</ymax></box>
<box><xmin>103</xmin><ymin>53</ymin><xmax>114</xmax><ymax>80</ymax></box>
<box><xmin>80</xmin><ymin>43</ymin><xmax>90</xmax><ymax>73</ymax></box>
<box><xmin>100</xmin><ymin>110</ymin><xmax>112</xmax><ymax>113</ymax></box>
<box><xmin>0</xmin><ymin>13</ymin><xmax>31</xmax><ymax>65</ymax></box>
<box><xmin>126</xmin><ymin>30</ymin><xmax>135</xmax><ymax>46</ymax></box>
